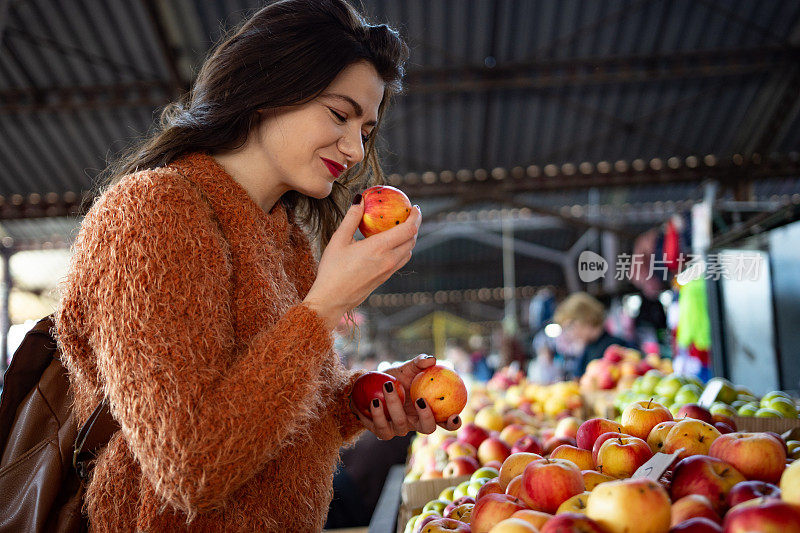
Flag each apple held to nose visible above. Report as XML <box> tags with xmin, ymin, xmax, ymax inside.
<box><xmin>351</xmin><ymin>371</ymin><xmax>405</xmax><ymax>418</ymax></box>
<box><xmin>410</xmin><ymin>365</ymin><xmax>468</xmax><ymax>423</ymax></box>
<box><xmin>358</xmin><ymin>185</ymin><xmax>413</xmax><ymax>237</ymax></box>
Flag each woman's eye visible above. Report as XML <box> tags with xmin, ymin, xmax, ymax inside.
<box><xmin>330</xmin><ymin>109</ymin><xmax>346</xmax><ymax>122</ymax></box>
<box><xmin>361</xmin><ymin>132</ymin><xmax>371</xmax><ymax>144</ymax></box>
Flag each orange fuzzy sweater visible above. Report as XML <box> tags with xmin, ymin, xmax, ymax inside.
<box><xmin>56</xmin><ymin>152</ymin><xmax>365</xmax><ymax>532</ymax></box>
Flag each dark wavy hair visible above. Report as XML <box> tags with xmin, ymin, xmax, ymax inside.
<box><xmin>104</xmin><ymin>0</ymin><xmax>408</xmax><ymax>248</ymax></box>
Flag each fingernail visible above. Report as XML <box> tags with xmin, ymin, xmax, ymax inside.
<box><xmin>372</xmin><ymin>399</ymin><xmax>380</xmax><ymax>408</ymax></box>
<box><xmin>416</xmin><ymin>398</ymin><xmax>426</xmax><ymax>409</ymax></box>
<box><xmin>384</xmin><ymin>382</ymin><xmax>394</xmax><ymax>393</ymax></box>
<box><xmin>421</xmin><ymin>354</ymin><xmax>435</xmax><ymax>360</ymax></box>
<box><xmin>414</xmin><ymin>204</ymin><xmax>421</xmax><ymax>213</ymax></box>
<box><xmin>453</xmin><ymin>416</ymin><xmax>460</xmax><ymax>425</ymax></box>
<box><xmin>351</xmin><ymin>193</ymin><xmax>362</xmax><ymax>205</ymax></box>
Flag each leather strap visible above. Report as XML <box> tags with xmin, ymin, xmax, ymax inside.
<box><xmin>73</xmin><ymin>399</ymin><xmax>120</xmax><ymax>481</ymax></box>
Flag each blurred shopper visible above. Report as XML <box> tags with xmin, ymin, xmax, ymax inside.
<box><xmin>554</xmin><ymin>292</ymin><xmax>630</xmax><ymax>378</ymax></box>
<box><xmin>468</xmin><ymin>334</ymin><xmax>493</xmax><ymax>382</ymax></box>
<box><xmin>55</xmin><ymin>1</ymin><xmax>459</xmax><ymax>531</ymax></box>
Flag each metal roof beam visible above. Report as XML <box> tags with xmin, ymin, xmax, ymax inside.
<box><xmin>0</xmin><ymin>80</ymin><xmax>171</xmax><ymax>113</ymax></box>
<box><xmin>0</xmin><ymin>0</ymin><xmax>11</xmax><ymax>43</ymax></box>
<box><xmin>404</xmin><ymin>46</ymin><xmax>800</xmax><ymax>95</ymax></box>
<box><xmin>141</xmin><ymin>0</ymin><xmax>188</xmax><ymax>96</ymax></box>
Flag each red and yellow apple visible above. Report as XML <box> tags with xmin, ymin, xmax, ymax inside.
<box><xmin>446</xmin><ymin>440</ymin><xmax>478</xmax><ymax>460</ymax></box>
<box><xmin>591</xmin><ymin>431</ymin><xmax>626</xmax><ymax>465</ymax></box>
<box><xmin>511</xmin><ymin>435</ymin><xmax>543</xmax><ymax>455</ymax></box>
<box><xmin>576</xmin><ymin>417</ymin><xmax>622</xmax><ymax>450</ymax></box>
<box><xmin>471</xmin><ymin>493</ymin><xmax>527</xmax><ymax>533</ymax></box>
<box><xmin>550</xmin><ymin>444</ymin><xmax>594</xmax><ymax>471</ymax></box>
<box><xmin>621</xmin><ymin>399</ymin><xmax>673</xmax><ymax>440</ymax></box>
<box><xmin>722</xmin><ymin>497</ymin><xmax>800</xmax><ymax>533</ymax></box>
<box><xmin>499</xmin><ymin>424</ymin><xmax>529</xmax><ymax>447</ymax></box>
<box><xmin>726</xmin><ymin>480</ymin><xmax>781</xmax><ymax>508</ymax></box>
<box><xmin>669</xmin><ymin>455</ymin><xmax>745</xmax><ymax>513</ymax></box>
<box><xmin>781</xmin><ymin>459</ymin><xmax>800</xmax><ymax>505</ymax></box>
<box><xmin>676</xmin><ymin>404</ymin><xmax>714</xmax><ymax>425</ymax></box>
<box><xmin>668</xmin><ymin>517</ymin><xmax>722</xmax><ymax>532</ymax></box>
<box><xmin>556</xmin><ymin>491</ymin><xmax>592</xmax><ymax>515</ymax></box>
<box><xmin>544</xmin><ymin>436</ymin><xmax>577</xmax><ymax>455</ymax></box>
<box><xmin>358</xmin><ymin>185</ymin><xmax>412</xmax><ymax>237</ymax></box>
<box><xmin>351</xmin><ymin>371</ymin><xmax>406</xmax><ymax>418</ymax></box>
<box><xmin>479</xmin><ymin>437</ymin><xmax>512</xmax><ymax>465</ymax></box>
<box><xmin>669</xmin><ymin>494</ymin><xmax>720</xmax><ymax>527</ymax></box>
<box><xmin>410</xmin><ymin>365</ymin><xmax>468</xmax><ymax>423</ymax></box>
<box><xmin>458</xmin><ymin>423</ymin><xmax>491</xmax><ymax>450</ymax></box>
<box><xmin>708</xmin><ymin>432</ymin><xmax>786</xmax><ymax>484</ymax></box>
<box><xmin>555</xmin><ymin>416</ymin><xmax>581</xmax><ymax>441</ymax></box>
<box><xmin>663</xmin><ymin>418</ymin><xmax>721</xmax><ymax>460</ymax></box>
<box><xmin>581</xmin><ymin>469</ymin><xmax>614</xmax><ymax>490</ymax></box>
<box><xmin>445</xmin><ymin>503</ymin><xmax>474</xmax><ymax>523</ymax></box>
<box><xmin>511</xmin><ymin>509</ymin><xmax>552</xmax><ymax>529</ymax></box>
<box><xmin>443</xmin><ymin>456</ymin><xmax>480</xmax><ymax>477</ymax></box>
<box><xmin>540</xmin><ymin>512</ymin><xmax>606</xmax><ymax>533</ymax></box>
<box><xmin>520</xmin><ymin>458</ymin><xmax>585</xmax><ymax>514</ymax></box>
<box><xmin>586</xmin><ymin>478</ymin><xmax>671</xmax><ymax>533</ymax></box>
<box><xmin>498</xmin><ymin>452</ymin><xmax>543</xmax><ymax>489</ymax></box>
<box><xmin>505</xmin><ymin>474</ymin><xmax>524</xmax><ymax>499</ymax></box>
<box><xmin>476</xmin><ymin>479</ymin><xmax>505</xmax><ymax>501</ymax></box>
<box><xmin>647</xmin><ymin>420</ymin><xmax>677</xmax><ymax>453</ymax></box>
<box><xmin>595</xmin><ymin>435</ymin><xmax>653</xmax><ymax>478</ymax></box>
<box><xmin>418</xmin><ymin>517</ymin><xmax>471</xmax><ymax>533</ymax></box>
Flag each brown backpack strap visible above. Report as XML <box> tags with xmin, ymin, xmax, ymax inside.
<box><xmin>73</xmin><ymin>399</ymin><xmax>120</xmax><ymax>481</ymax></box>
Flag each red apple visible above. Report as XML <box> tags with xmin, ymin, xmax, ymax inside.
<box><xmin>550</xmin><ymin>444</ymin><xmax>595</xmax><ymax>471</ymax></box>
<box><xmin>765</xmin><ymin>431</ymin><xmax>789</xmax><ymax>455</ymax></box>
<box><xmin>499</xmin><ymin>424</ymin><xmax>529</xmax><ymax>447</ymax></box>
<box><xmin>486</xmin><ymin>518</ymin><xmax>540</xmax><ymax>532</ymax></box>
<box><xmin>511</xmin><ymin>434</ymin><xmax>543</xmax><ymax>455</ymax></box>
<box><xmin>520</xmin><ymin>458</ymin><xmax>585</xmax><ymax>514</ymax></box>
<box><xmin>351</xmin><ymin>371</ymin><xmax>406</xmax><ymax>418</ymax></box>
<box><xmin>484</xmin><ymin>459</ymin><xmax>503</xmax><ymax>471</ymax></box>
<box><xmin>505</xmin><ymin>474</ymin><xmax>524</xmax><ymax>499</ymax></box>
<box><xmin>591</xmin><ymin>431</ymin><xmax>626</xmax><ymax>465</ymax></box>
<box><xmin>647</xmin><ymin>420</ymin><xmax>678</xmax><ymax>453</ymax></box>
<box><xmin>540</xmin><ymin>512</ymin><xmax>606</xmax><ymax>533</ymax></box>
<box><xmin>471</xmin><ymin>493</ymin><xmax>527</xmax><ymax>533</ymax></box>
<box><xmin>511</xmin><ymin>509</ymin><xmax>553</xmax><ymax>529</ymax></box>
<box><xmin>669</xmin><ymin>517</ymin><xmax>722</xmax><ymax>533</ymax></box>
<box><xmin>602</xmin><ymin>344</ymin><xmax>625</xmax><ymax>363</ymax></box>
<box><xmin>725</xmin><ymin>480</ymin><xmax>781</xmax><ymax>508</ymax></box>
<box><xmin>595</xmin><ymin>435</ymin><xmax>653</xmax><ymax>478</ymax></box>
<box><xmin>410</xmin><ymin>365</ymin><xmax>468</xmax><ymax>423</ymax></box>
<box><xmin>708</xmin><ymin>432</ymin><xmax>786</xmax><ymax>484</ymax></box>
<box><xmin>576</xmin><ymin>417</ymin><xmax>623</xmax><ymax>450</ymax></box>
<box><xmin>418</xmin><ymin>517</ymin><xmax>471</xmax><ymax>533</ymax></box>
<box><xmin>444</xmin><ymin>502</ymin><xmax>474</xmax><ymax>523</ymax></box>
<box><xmin>713</xmin><ymin>422</ymin><xmax>734</xmax><ymax>435</ymax></box>
<box><xmin>722</xmin><ymin>497</ymin><xmax>800</xmax><ymax>532</ymax></box>
<box><xmin>677</xmin><ymin>404</ymin><xmax>714</xmax><ymax>424</ymax></box>
<box><xmin>663</xmin><ymin>418</ymin><xmax>721</xmax><ymax>460</ymax></box>
<box><xmin>670</xmin><ymin>494</ymin><xmax>721</xmax><ymax>527</ymax></box>
<box><xmin>670</xmin><ymin>455</ymin><xmax>746</xmax><ymax>513</ymax></box>
<box><xmin>586</xmin><ymin>478</ymin><xmax>672</xmax><ymax>533</ymax></box>
<box><xmin>555</xmin><ymin>416</ymin><xmax>581</xmax><ymax>440</ymax></box>
<box><xmin>443</xmin><ymin>456</ymin><xmax>480</xmax><ymax>477</ymax></box>
<box><xmin>475</xmin><ymin>479</ymin><xmax>504</xmax><ymax>501</ymax></box>
<box><xmin>458</xmin><ymin>423</ymin><xmax>491</xmax><ymax>451</ymax></box>
<box><xmin>621</xmin><ymin>399</ymin><xmax>673</xmax><ymax>440</ymax></box>
<box><xmin>478</xmin><ymin>437</ymin><xmax>512</xmax><ymax>465</ymax></box>
<box><xmin>358</xmin><ymin>185</ymin><xmax>412</xmax><ymax>237</ymax></box>
<box><xmin>711</xmin><ymin>414</ymin><xmax>737</xmax><ymax>431</ymax></box>
<box><xmin>498</xmin><ymin>452</ymin><xmax>543</xmax><ymax>489</ymax></box>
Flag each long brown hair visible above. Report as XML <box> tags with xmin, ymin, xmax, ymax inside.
<box><xmin>103</xmin><ymin>0</ymin><xmax>408</xmax><ymax>248</ymax></box>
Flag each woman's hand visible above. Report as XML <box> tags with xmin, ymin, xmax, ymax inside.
<box><xmin>304</xmin><ymin>198</ymin><xmax>421</xmax><ymax>330</ymax></box>
<box><xmin>351</xmin><ymin>355</ymin><xmax>462</xmax><ymax>440</ymax></box>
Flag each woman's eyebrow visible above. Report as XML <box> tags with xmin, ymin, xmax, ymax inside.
<box><xmin>323</xmin><ymin>93</ymin><xmax>378</xmax><ymax>126</ymax></box>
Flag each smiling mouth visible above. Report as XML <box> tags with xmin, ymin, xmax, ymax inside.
<box><xmin>321</xmin><ymin>158</ymin><xmax>345</xmax><ymax>179</ymax></box>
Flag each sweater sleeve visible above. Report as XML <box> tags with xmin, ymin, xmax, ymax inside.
<box><xmin>73</xmin><ymin>171</ymin><xmax>334</xmax><ymax>515</ymax></box>
<box><xmin>331</xmin><ymin>370</ymin><xmax>367</xmax><ymax>444</ymax></box>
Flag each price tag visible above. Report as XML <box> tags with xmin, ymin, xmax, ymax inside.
<box><xmin>632</xmin><ymin>449</ymin><xmax>683</xmax><ymax>481</ymax></box>
<box><xmin>697</xmin><ymin>380</ymin><xmax>723</xmax><ymax>408</ymax></box>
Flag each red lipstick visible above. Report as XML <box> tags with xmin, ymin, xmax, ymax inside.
<box><xmin>321</xmin><ymin>157</ymin><xmax>345</xmax><ymax>179</ymax></box>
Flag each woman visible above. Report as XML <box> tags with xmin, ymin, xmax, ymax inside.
<box><xmin>56</xmin><ymin>1</ymin><xmax>459</xmax><ymax>530</ymax></box>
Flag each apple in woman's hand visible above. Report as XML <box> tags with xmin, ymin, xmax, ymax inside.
<box><xmin>358</xmin><ymin>185</ymin><xmax>412</xmax><ymax>237</ymax></box>
<box><xmin>410</xmin><ymin>365</ymin><xmax>468</xmax><ymax>423</ymax></box>
<box><xmin>351</xmin><ymin>371</ymin><xmax>406</xmax><ymax>419</ymax></box>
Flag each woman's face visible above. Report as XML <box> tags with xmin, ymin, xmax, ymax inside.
<box><xmin>251</xmin><ymin>61</ymin><xmax>385</xmax><ymax>200</ymax></box>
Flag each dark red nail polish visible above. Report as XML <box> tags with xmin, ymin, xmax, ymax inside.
<box><xmin>384</xmin><ymin>382</ymin><xmax>393</xmax><ymax>393</ymax></box>
<box><xmin>372</xmin><ymin>399</ymin><xmax>380</xmax><ymax>408</ymax></box>
<box><xmin>352</xmin><ymin>193</ymin><xmax>362</xmax><ymax>205</ymax></box>
<box><xmin>453</xmin><ymin>416</ymin><xmax>460</xmax><ymax>425</ymax></box>
<box><xmin>416</xmin><ymin>398</ymin><xmax>426</xmax><ymax>409</ymax></box>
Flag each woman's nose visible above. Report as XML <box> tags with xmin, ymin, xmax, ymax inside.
<box><xmin>338</xmin><ymin>128</ymin><xmax>365</xmax><ymax>165</ymax></box>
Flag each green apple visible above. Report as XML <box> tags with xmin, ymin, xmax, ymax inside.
<box><xmin>787</xmin><ymin>440</ymin><xmax>800</xmax><ymax>460</ymax></box>
<box><xmin>466</xmin><ymin>477</ymin><xmax>490</xmax><ymax>498</ymax></box>
<box><xmin>765</xmin><ymin>397</ymin><xmax>798</xmax><ymax>418</ymax></box>
<box><xmin>674</xmin><ymin>384</ymin><xmax>702</xmax><ymax>405</ymax></box>
<box><xmin>709</xmin><ymin>402</ymin><xmax>738</xmax><ymax>418</ymax></box>
<box><xmin>404</xmin><ymin>515</ymin><xmax>420</xmax><ymax>533</ymax></box>
<box><xmin>705</xmin><ymin>377</ymin><xmax>738</xmax><ymax>404</ymax></box>
<box><xmin>470</xmin><ymin>466</ymin><xmax>499</xmax><ymax>482</ymax></box>
<box><xmin>760</xmin><ymin>390</ymin><xmax>792</xmax><ymax>408</ymax></box>
<box><xmin>423</xmin><ymin>498</ymin><xmax>450</xmax><ymax>515</ymax></box>
<box><xmin>654</xmin><ymin>395</ymin><xmax>672</xmax><ymax>407</ymax></box>
<box><xmin>404</xmin><ymin>471</ymin><xmax>421</xmax><ymax>483</ymax></box>
<box><xmin>439</xmin><ymin>486</ymin><xmax>456</xmax><ymax>502</ymax></box>
<box><xmin>640</xmin><ymin>370</ymin><xmax>664</xmax><ymax>395</ymax></box>
<box><xmin>453</xmin><ymin>480</ymin><xmax>471</xmax><ymax>500</ymax></box>
<box><xmin>731</xmin><ymin>400</ymin><xmax>748</xmax><ymax>409</ymax></box>
<box><xmin>737</xmin><ymin>402</ymin><xmax>759</xmax><ymax>416</ymax></box>
<box><xmin>754</xmin><ymin>407</ymin><xmax>783</xmax><ymax>418</ymax></box>
<box><xmin>735</xmin><ymin>385</ymin><xmax>755</xmax><ymax>397</ymax></box>
<box><xmin>631</xmin><ymin>377</ymin><xmax>646</xmax><ymax>395</ymax></box>
<box><xmin>686</xmin><ymin>376</ymin><xmax>704</xmax><ymax>389</ymax></box>
<box><xmin>669</xmin><ymin>404</ymin><xmax>681</xmax><ymax>417</ymax></box>
<box><xmin>655</xmin><ymin>374</ymin><xmax>684</xmax><ymax>400</ymax></box>
<box><xmin>737</xmin><ymin>394</ymin><xmax>758</xmax><ymax>404</ymax></box>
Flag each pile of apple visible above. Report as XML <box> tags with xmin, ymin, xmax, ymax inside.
<box><xmin>616</xmin><ymin>374</ymin><xmax>800</xmax><ymax>421</ymax></box>
<box><xmin>580</xmin><ymin>345</ymin><xmax>673</xmax><ymax>392</ymax></box>
<box><xmin>405</xmin><ymin>398</ymin><xmax>800</xmax><ymax>533</ymax></box>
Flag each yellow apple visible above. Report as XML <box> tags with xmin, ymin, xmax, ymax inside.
<box><xmin>586</xmin><ymin>478</ymin><xmax>671</xmax><ymax>533</ymax></box>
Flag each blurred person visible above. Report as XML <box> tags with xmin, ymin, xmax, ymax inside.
<box><xmin>554</xmin><ymin>292</ymin><xmax>630</xmax><ymax>378</ymax></box>
<box><xmin>468</xmin><ymin>334</ymin><xmax>493</xmax><ymax>382</ymax></box>
<box><xmin>444</xmin><ymin>338</ymin><xmax>472</xmax><ymax>376</ymax></box>
<box><xmin>55</xmin><ymin>1</ymin><xmax>460</xmax><ymax>531</ymax></box>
